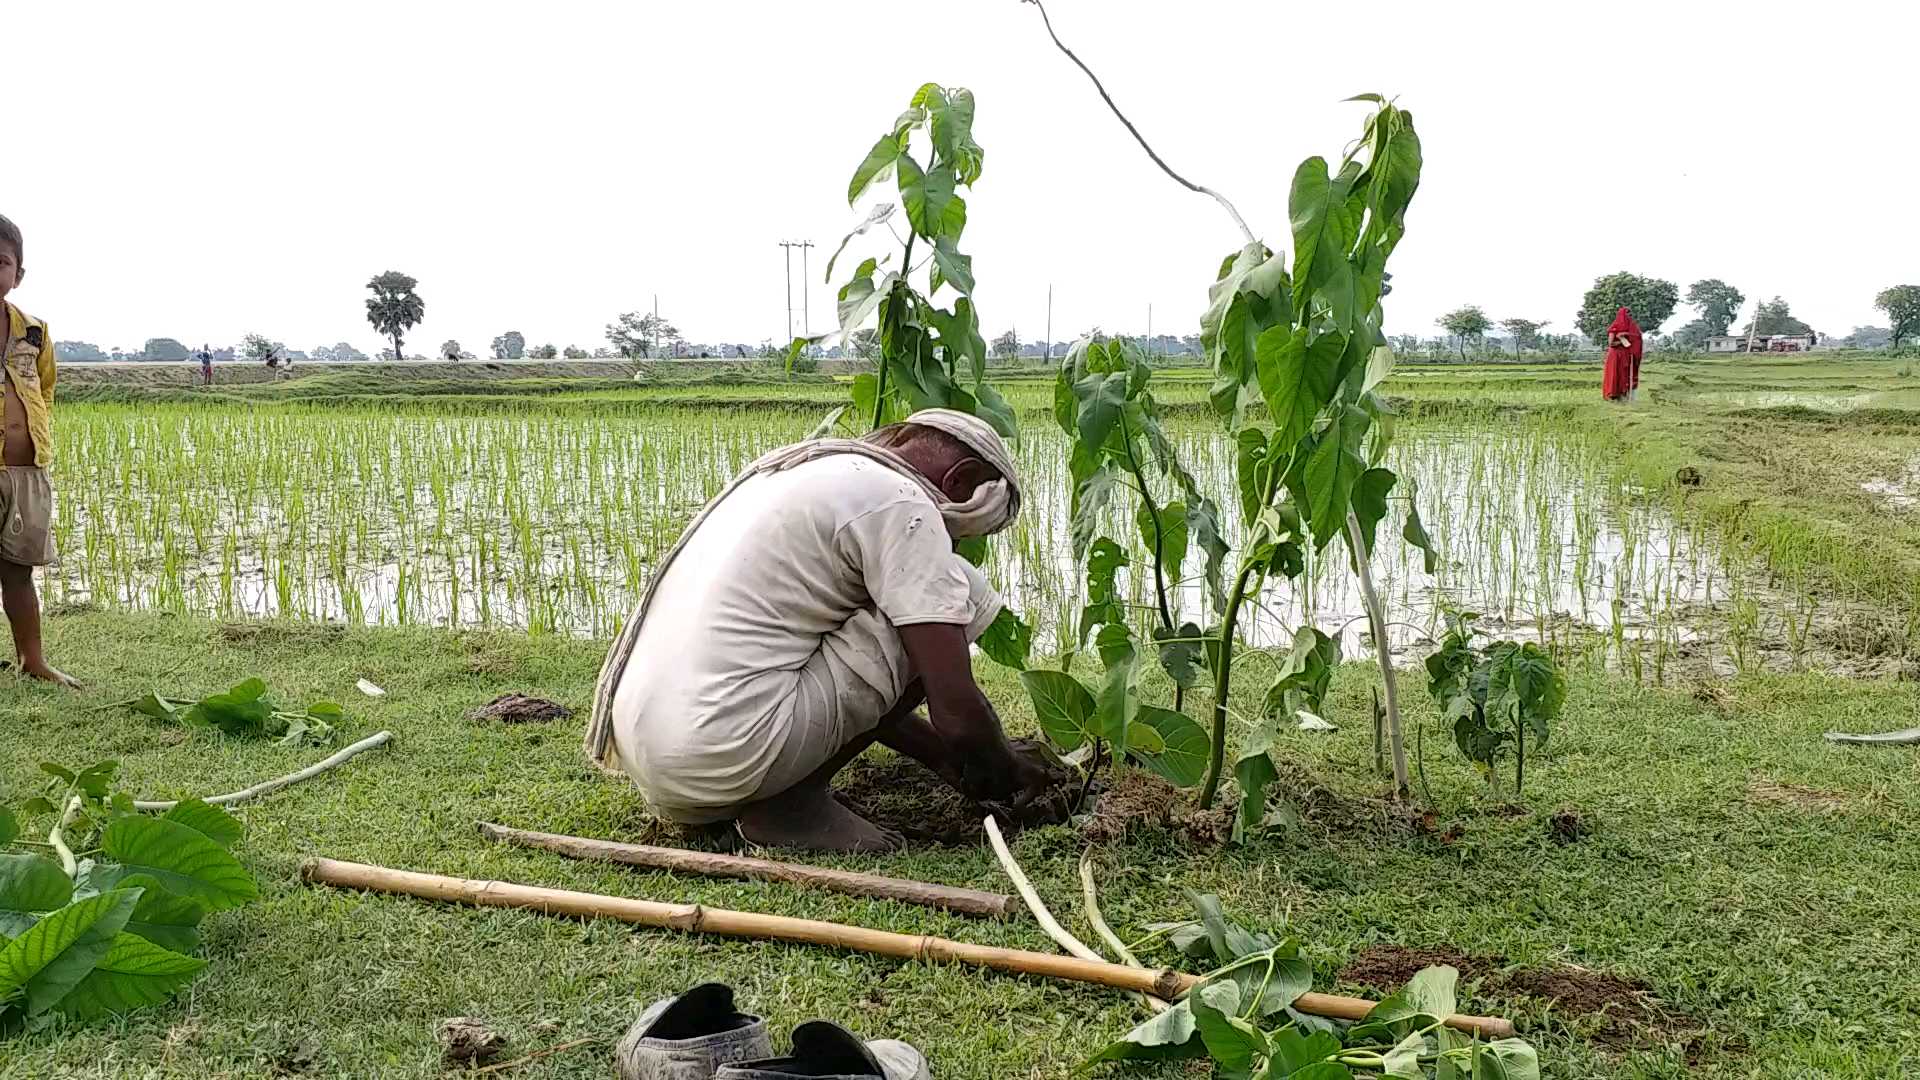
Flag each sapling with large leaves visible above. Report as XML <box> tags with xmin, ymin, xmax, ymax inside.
<box><xmin>0</xmin><ymin>760</ymin><xmax>258</xmax><ymax>1035</ymax></box>
<box><xmin>1024</xmin><ymin>0</ymin><xmax>1441</xmax><ymax>818</ymax></box>
<box><xmin>1424</xmin><ymin>610</ymin><xmax>1566</xmax><ymax>796</ymax></box>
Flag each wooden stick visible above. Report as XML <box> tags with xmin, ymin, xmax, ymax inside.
<box><xmin>299</xmin><ymin>856</ymin><xmax>1516</xmax><ymax>1039</ymax></box>
<box><xmin>476</xmin><ymin>821</ymin><xmax>1016</xmax><ymax>918</ymax></box>
<box><xmin>471</xmin><ymin>1037</ymin><xmax>599</xmax><ymax>1075</ymax></box>
<box><xmin>982</xmin><ymin>817</ymin><xmax>1104</xmax><ymax>962</ymax></box>
<box><xmin>133</xmin><ymin>730</ymin><xmax>393</xmax><ymax>811</ymax></box>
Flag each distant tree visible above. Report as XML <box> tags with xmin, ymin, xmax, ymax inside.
<box><xmin>528</xmin><ymin>343</ymin><xmax>558</xmax><ymax>359</ymax></box>
<box><xmin>1575</xmin><ymin>272</ymin><xmax>1679</xmax><ymax>342</ymax></box>
<box><xmin>1685</xmin><ymin>279</ymin><xmax>1745</xmax><ymax>336</ymax></box>
<box><xmin>562</xmin><ymin>345</ymin><xmax>591</xmax><ymax>359</ymax></box>
<box><xmin>240</xmin><ymin>334</ymin><xmax>281</xmax><ymax>364</ymax></box>
<box><xmin>605</xmin><ymin>311</ymin><xmax>681</xmax><ymax>358</ymax></box>
<box><xmin>850</xmin><ymin>328</ymin><xmax>880</xmax><ymax>359</ymax></box>
<box><xmin>365</xmin><ymin>271</ymin><xmax>425</xmax><ymax>363</ymax></box>
<box><xmin>1499</xmin><ymin>318</ymin><xmax>1546</xmax><ymax>354</ymax></box>
<box><xmin>1843</xmin><ymin>326</ymin><xmax>1890</xmax><ymax>348</ymax></box>
<box><xmin>991</xmin><ymin>329</ymin><xmax>1019</xmax><ymax>359</ymax></box>
<box><xmin>1743</xmin><ymin>296</ymin><xmax>1815</xmax><ymax>338</ymax></box>
<box><xmin>55</xmin><ymin>341</ymin><xmax>108</xmax><ymax>361</ymax></box>
<box><xmin>491</xmin><ymin>330</ymin><xmax>526</xmax><ymax>359</ymax></box>
<box><xmin>1672</xmin><ymin>320</ymin><xmax>1713</xmax><ymax>349</ymax></box>
<box><xmin>1438</xmin><ymin>306</ymin><xmax>1492</xmax><ymax>361</ymax></box>
<box><xmin>1876</xmin><ymin>286</ymin><xmax>1920</xmax><ymax>347</ymax></box>
<box><xmin>142</xmin><ymin>338</ymin><xmax>191</xmax><ymax>362</ymax></box>
<box><xmin>441</xmin><ymin>340</ymin><xmax>464</xmax><ymax>361</ymax></box>
<box><xmin>311</xmin><ymin>341</ymin><xmax>370</xmax><ymax>362</ymax></box>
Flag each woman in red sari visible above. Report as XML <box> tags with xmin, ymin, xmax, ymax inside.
<box><xmin>1601</xmin><ymin>307</ymin><xmax>1643</xmax><ymax>401</ymax></box>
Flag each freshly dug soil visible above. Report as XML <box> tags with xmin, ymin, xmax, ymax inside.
<box><xmin>435</xmin><ymin>1017</ymin><xmax>507</xmax><ymax>1064</ymax></box>
<box><xmin>1079</xmin><ymin>770</ymin><xmax>1232</xmax><ymax>848</ymax></box>
<box><xmin>833</xmin><ymin>753</ymin><xmax>994</xmax><ymax>847</ymax></box>
<box><xmin>467</xmin><ymin>692</ymin><xmax>572</xmax><ymax>724</ymax></box>
<box><xmin>1546</xmin><ymin>807</ymin><xmax>1590</xmax><ymax>845</ymax></box>
<box><xmin>1339</xmin><ymin>945</ymin><xmax>1700</xmax><ymax>1051</ymax></box>
<box><xmin>1340</xmin><ymin>944</ymin><xmax>1507</xmax><ymax>988</ymax></box>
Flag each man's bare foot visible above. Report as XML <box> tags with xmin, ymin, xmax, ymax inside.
<box><xmin>20</xmin><ymin>661</ymin><xmax>81</xmax><ymax>689</ymax></box>
<box><xmin>737</xmin><ymin>784</ymin><xmax>903</xmax><ymax>854</ymax></box>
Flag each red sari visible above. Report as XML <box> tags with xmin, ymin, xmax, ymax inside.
<box><xmin>1601</xmin><ymin>307</ymin><xmax>1643</xmax><ymax>401</ymax></box>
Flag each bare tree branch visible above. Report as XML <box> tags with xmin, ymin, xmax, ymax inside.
<box><xmin>1021</xmin><ymin>0</ymin><xmax>1256</xmax><ymax>246</ymax></box>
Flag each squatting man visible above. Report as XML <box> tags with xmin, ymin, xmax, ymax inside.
<box><xmin>585</xmin><ymin>409</ymin><xmax>1069</xmax><ymax>852</ymax></box>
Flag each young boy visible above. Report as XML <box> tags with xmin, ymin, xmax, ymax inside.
<box><xmin>0</xmin><ymin>213</ymin><xmax>78</xmax><ymax>687</ymax></box>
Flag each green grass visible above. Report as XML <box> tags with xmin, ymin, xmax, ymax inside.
<box><xmin>5</xmin><ymin>611</ymin><xmax>1919</xmax><ymax>1077</ymax></box>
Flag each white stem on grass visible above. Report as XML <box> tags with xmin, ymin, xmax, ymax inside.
<box><xmin>49</xmin><ymin>795</ymin><xmax>83</xmax><ymax>878</ymax></box>
<box><xmin>1079</xmin><ymin>852</ymin><xmax>1171</xmax><ymax>1013</ymax></box>
<box><xmin>132</xmin><ymin>730</ymin><xmax>393</xmax><ymax>811</ymax></box>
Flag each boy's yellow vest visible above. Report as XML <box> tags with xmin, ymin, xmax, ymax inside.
<box><xmin>3</xmin><ymin>301</ymin><xmax>56</xmax><ymax>469</ymax></box>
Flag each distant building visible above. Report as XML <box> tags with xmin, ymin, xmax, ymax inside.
<box><xmin>1707</xmin><ymin>334</ymin><xmax>1816</xmax><ymax>354</ymax></box>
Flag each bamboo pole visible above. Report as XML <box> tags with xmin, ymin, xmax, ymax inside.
<box><xmin>133</xmin><ymin>731</ymin><xmax>393</xmax><ymax>811</ymax></box>
<box><xmin>300</xmin><ymin>857</ymin><xmax>1516</xmax><ymax>1039</ymax></box>
<box><xmin>476</xmin><ymin>821</ymin><xmax>1016</xmax><ymax>918</ymax></box>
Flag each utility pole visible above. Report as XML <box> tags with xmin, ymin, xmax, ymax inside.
<box><xmin>1045</xmin><ymin>284</ymin><xmax>1053</xmax><ymax>361</ymax></box>
<box><xmin>652</xmin><ymin>293</ymin><xmax>660</xmax><ymax>359</ymax></box>
<box><xmin>778</xmin><ymin>242</ymin><xmax>797</xmax><ymax>340</ymax></box>
<box><xmin>798</xmin><ymin>241</ymin><xmax>815</xmax><ymax>337</ymax></box>
<box><xmin>1147</xmin><ymin>303</ymin><xmax>1153</xmax><ymax>359</ymax></box>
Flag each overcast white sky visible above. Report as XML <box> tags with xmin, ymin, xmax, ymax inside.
<box><xmin>10</xmin><ymin>0</ymin><xmax>1916</xmax><ymax>354</ymax></box>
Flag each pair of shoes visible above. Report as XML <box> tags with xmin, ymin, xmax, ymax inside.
<box><xmin>616</xmin><ymin>983</ymin><xmax>928</xmax><ymax>1080</ymax></box>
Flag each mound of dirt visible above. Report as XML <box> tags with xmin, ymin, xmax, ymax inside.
<box><xmin>467</xmin><ymin>692</ymin><xmax>572</xmax><ymax>723</ymax></box>
<box><xmin>1340</xmin><ymin>944</ymin><xmax>1507</xmax><ymax>989</ymax></box>
<box><xmin>1079</xmin><ymin>770</ymin><xmax>1232</xmax><ymax>848</ymax></box>
<box><xmin>1546</xmin><ymin>807</ymin><xmax>1590</xmax><ymax>845</ymax></box>
<box><xmin>1340</xmin><ymin>946</ymin><xmax>1701</xmax><ymax>1052</ymax></box>
<box><xmin>833</xmin><ymin>753</ymin><xmax>993</xmax><ymax>847</ymax></box>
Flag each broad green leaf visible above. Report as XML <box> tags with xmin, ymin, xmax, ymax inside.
<box><xmin>1361</xmin><ymin>343</ymin><xmax>1396</xmax><ymax>395</ymax></box>
<box><xmin>1234</xmin><ymin>743</ymin><xmax>1279</xmax><ymax>843</ymax></box>
<box><xmin>1094</xmin><ymin>622</ymin><xmax>1136</xmax><ymax>670</ymax></box>
<box><xmin>846</xmin><ymin>135</ymin><xmax>901</xmax><ymax>205</ymax></box>
<box><xmin>1404</xmin><ymin>964</ymin><xmax>1460</xmax><ymax>1023</ymax></box>
<box><xmin>1188</xmin><ymin>980</ymin><xmax>1266</xmax><ymax>1074</ymax></box>
<box><xmin>1474</xmin><ymin>1039</ymin><xmax>1541</xmax><ymax>1080</ymax></box>
<box><xmin>1094</xmin><ymin>649</ymin><xmax>1139</xmax><ymax>748</ymax></box>
<box><xmin>1369</xmin><ymin>111</ymin><xmax>1424</xmax><ymax>232</ymax></box>
<box><xmin>51</xmin><ymin>932</ymin><xmax>204</xmax><ymax>1020</ymax></box>
<box><xmin>1381</xmin><ymin>1031</ymin><xmax>1427</xmax><ymax>1078</ymax></box>
<box><xmin>19</xmin><ymin>797</ymin><xmax>56</xmax><ymax>818</ymax></box>
<box><xmin>1269</xmin><ymin>1027</ymin><xmax>1346</xmax><ymax>1075</ymax></box>
<box><xmin>1289</xmin><ymin>157</ymin><xmax>1357</xmax><ymax>326</ymax></box>
<box><xmin>184</xmin><ymin>678</ymin><xmax>277</xmax><ymax>738</ymax></box>
<box><xmin>1235</xmin><ymin>427</ymin><xmax>1274</xmax><ymax>523</ymax></box>
<box><xmin>1256</xmin><ymin>327</ymin><xmax>1346</xmax><ymax>450</ymax></box>
<box><xmin>1300</xmin><ymin>404</ymin><xmax>1370</xmax><ymax>549</ymax></box>
<box><xmin>100</xmin><ymin>817</ymin><xmax>258</xmax><ymax>912</ymax></box>
<box><xmin>39</xmin><ymin>763</ymin><xmax>75</xmax><ymax>784</ymax></box>
<box><xmin>1136</xmin><ymin>706</ymin><xmax>1208</xmax><ymax>787</ymax></box>
<box><xmin>939</xmin><ymin>192</ymin><xmax>968</xmax><ymax>243</ymax></box>
<box><xmin>1070</xmin><ymin>465</ymin><xmax>1121</xmax><ymax>560</ymax></box>
<box><xmin>0</xmin><ymin>854</ymin><xmax>73</xmax><ymax>939</ymax></box>
<box><xmin>1124</xmin><ymin>721</ymin><xmax>1166</xmax><ymax>755</ymax></box>
<box><xmin>0</xmin><ymin>888</ymin><xmax>139</xmax><ymax>1015</ymax></box>
<box><xmin>929</xmin><ymin>237</ymin><xmax>974</xmax><ymax>297</ymax></box>
<box><xmin>1348</xmin><ymin>467</ymin><xmax>1398</xmax><ymax>556</ymax></box>
<box><xmin>72</xmin><ymin>762</ymin><xmax>119</xmax><ymax>800</ymax></box>
<box><xmin>0</xmin><ymin>807</ymin><xmax>15</xmax><ymax>848</ymax></box>
<box><xmin>1018</xmin><ymin>670</ymin><xmax>1098</xmax><ymax>751</ymax></box>
<box><xmin>1404</xmin><ymin>498</ymin><xmax>1439</xmax><ymax>573</ymax></box>
<box><xmin>1199</xmin><ymin>242</ymin><xmax>1270</xmax><ymax>365</ymax></box>
<box><xmin>974</xmin><ymin>383</ymin><xmax>1017</xmax><ymax>440</ymax></box>
<box><xmin>1186</xmin><ymin>499</ymin><xmax>1231</xmax><ymax>614</ymax></box>
<box><xmin>1083</xmin><ymin>537</ymin><xmax>1130</xmax><ymax>634</ymax></box>
<box><xmin>1287</xmin><ymin>1065</ymin><xmax>1357</xmax><ymax>1080</ymax></box>
<box><xmin>976</xmin><ymin>608</ymin><xmax>1031</xmax><ymax>671</ymax></box>
<box><xmin>836</xmin><ymin>269</ymin><xmax>895</xmax><ymax>340</ymax></box>
<box><xmin>117</xmin><ymin>874</ymin><xmax>207</xmax><ymax>955</ymax></box>
<box><xmin>825</xmin><ymin>201</ymin><xmax>896</xmax><ymax>282</ymax></box>
<box><xmin>1082</xmin><ymin>998</ymin><xmax>1204</xmax><ymax>1065</ymax></box>
<box><xmin>129</xmin><ymin>692</ymin><xmax>186</xmax><ymax>722</ymax></box>
<box><xmin>160</xmin><ymin>800</ymin><xmax>241</xmax><ymax>849</ymax></box>
<box><xmin>1153</xmin><ymin>623</ymin><xmax>1204</xmax><ymax>691</ymax></box>
<box><xmin>897</xmin><ymin>157</ymin><xmax>954</xmax><ymax>239</ymax></box>
<box><xmin>1186</xmin><ymin>892</ymin><xmax>1274</xmax><ymax>961</ymax></box>
<box><xmin>1075</xmin><ymin>371</ymin><xmax>1128</xmax><ymax>450</ymax></box>
<box><xmin>1135</xmin><ymin>500</ymin><xmax>1189</xmax><ymax>587</ymax></box>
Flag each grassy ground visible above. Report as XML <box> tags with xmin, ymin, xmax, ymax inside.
<box><xmin>5</xmin><ymin>611</ymin><xmax>1919</xmax><ymax>1078</ymax></box>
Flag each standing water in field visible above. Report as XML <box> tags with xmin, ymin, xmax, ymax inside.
<box><xmin>48</xmin><ymin>404</ymin><xmax>1826</xmax><ymax>678</ymax></box>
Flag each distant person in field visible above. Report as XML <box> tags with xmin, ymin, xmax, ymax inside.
<box><xmin>1602</xmin><ymin>306</ymin><xmax>1643</xmax><ymax>402</ymax></box>
<box><xmin>0</xmin><ymin>214</ymin><xmax>79</xmax><ymax>687</ymax></box>
<box><xmin>197</xmin><ymin>344</ymin><xmax>213</xmax><ymax>385</ymax></box>
<box><xmin>585</xmin><ymin>409</ymin><xmax>1069</xmax><ymax>853</ymax></box>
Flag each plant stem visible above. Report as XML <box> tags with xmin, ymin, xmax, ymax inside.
<box><xmin>1347</xmin><ymin>512</ymin><xmax>1409</xmax><ymax>798</ymax></box>
<box><xmin>1116</xmin><ymin>409</ymin><xmax>1183</xmax><ymax>711</ymax></box>
<box><xmin>1021</xmin><ymin>0</ymin><xmax>1256</xmax><ymax>246</ymax></box>
<box><xmin>870</xmin><ymin>228</ymin><xmax>919</xmax><ymax>432</ymax></box>
<box><xmin>49</xmin><ymin>794</ymin><xmax>83</xmax><ymax>878</ymax></box>
<box><xmin>1197</xmin><ymin>462</ymin><xmax>1285</xmax><ymax>809</ymax></box>
<box><xmin>1514</xmin><ymin>712</ymin><xmax>1526</xmax><ymax>797</ymax></box>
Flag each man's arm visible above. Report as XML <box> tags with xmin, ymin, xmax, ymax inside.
<box><xmin>897</xmin><ymin>622</ymin><xmax>1051</xmax><ymax>804</ymax></box>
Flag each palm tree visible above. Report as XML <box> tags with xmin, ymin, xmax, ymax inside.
<box><xmin>365</xmin><ymin>271</ymin><xmax>425</xmax><ymax>361</ymax></box>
